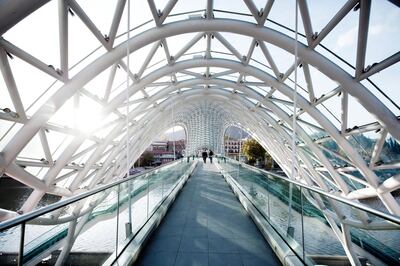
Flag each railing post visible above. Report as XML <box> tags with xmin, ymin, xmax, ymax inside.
<box><xmin>18</xmin><ymin>222</ymin><xmax>25</xmax><ymax>266</ymax></box>
<box><xmin>267</xmin><ymin>176</ymin><xmax>270</xmax><ymax>219</ymax></box>
<box><xmin>146</xmin><ymin>177</ymin><xmax>150</xmax><ymax>219</ymax></box>
<box><xmin>162</xmin><ymin>173</ymin><xmax>164</xmax><ymax>198</ymax></box>
<box><xmin>127</xmin><ymin>180</ymin><xmax>133</xmax><ymax>238</ymax></box>
<box><xmin>115</xmin><ymin>184</ymin><xmax>121</xmax><ymax>258</ymax></box>
<box><xmin>300</xmin><ymin>187</ymin><xmax>305</xmax><ymax>261</ymax></box>
<box><xmin>287</xmin><ymin>182</ymin><xmax>294</xmax><ymax>238</ymax></box>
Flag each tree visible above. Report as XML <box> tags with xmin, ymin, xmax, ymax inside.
<box><xmin>242</xmin><ymin>139</ymin><xmax>266</xmax><ymax>165</ymax></box>
<box><xmin>135</xmin><ymin>151</ymin><xmax>154</xmax><ymax>167</ymax></box>
<box><xmin>265</xmin><ymin>153</ymin><xmax>273</xmax><ymax>170</ymax></box>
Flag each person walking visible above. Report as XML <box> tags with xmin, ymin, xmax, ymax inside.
<box><xmin>202</xmin><ymin>150</ymin><xmax>208</xmax><ymax>163</ymax></box>
<box><xmin>209</xmin><ymin>150</ymin><xmax>214</xmax><ymax>163</ymax></box>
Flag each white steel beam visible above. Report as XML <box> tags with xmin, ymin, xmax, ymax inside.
<box><xmin>179</xmin><ymin>69</ymin><xmax>204</xmax><ymax>79</ymax></box>
<box><xmin>312</xmin><ymin>0</ymin><xmax>358</xmax><ymax>48</ymax></box>
<box><xmin>258</xmin><ymin>41</ymin><xmax>281</xmax><ymax>78</ymax></box>
<box><xmin>0</xmin><ymin>46</ymin><xmax>27</xmax><ymax>120</ymax></box>
<box><xmin>358</xmin><ymin>51</ymin><xmax>400</xmax><ymax>80</ymax></box>
<box><xmin>39</xmin><ymin>128</ymin><xmax>54</xmax><ymax>164</ymax></box>
<box><xmin>104</xmin><ymin>63</ymin><xmax>118</xmax><ymax>101</ymax></box>
<box><xmin>258</xmin><ymin>0</ymin><xmax>274</xmax><ymax>26</ymax></box>
<box><xmin>159</xmin><ymin>0</ymin><xmax>178</xmax><ymax>25</ymax></box>
<box><xmin>118</xmin><ymin>60</ymin><xmax>149</xmax><ymax>98</ymax></box>
<box><xmin>147</xmin><ymin>0</ymin><xmax>160</xmax><ymax>26</ymax></box>
<box><xmin>214</xmin><ymin>32</ymin><xmax>243</xmax><ymax>62</ymax></box>
<box><xmin>58</xmin><ymin>0</ymin><xmax>69</xmax><ymax>79</ymax></box>
<box><xmin>341</xmin><ymin>90</ymin><xmax>348</xmax><ymax>134</ymax></box>
<box><xmin>298</xmin><ymin>0</ymin><xmax>314</xmax><ymax>45</ymax></box>
<box><xmin>161</xmin><ymin>38</ymin><xmax>173</xmax><ymax>64</ymax></box>
<box><xmin>355</xmin><ymin>0</ymin><xmax>371</xmax><ymax>78</ymax></box>
<box><xmin>206</xmin><ymin>33</ymin><xmax>212</xmax><ymax>77</ymax></box>
<box><xmin>137</xmin><ymin>40</ymin><xmax>161</xmax><ymax>79</ymax></box>
<box><xmin>243</xmin><ymin>0</ymin><xmax>261</xmax><ymax>24</ymax></box>
<box><xmin>302</xmin><ymin>63</ymin><xmax>315</xmax><ymax>102</ymax></box>
<box><xmin>0</xmin><ymin>38</ymin><xmax>64</xmax><ymax>81</ymax></box>
<box><xmin>67</xmin><ymin>0</ymin><xmax>108</xmax><ymax>46</ymax></box>
<box><xmin>369</xmin><ymin>129</ymin><xmax>387</xmax><ymax>168</ymax></box>
<box><xmin>174</xmin><ymin>32</ymin><xmax>204</xmax><ymax>61</ymax></box>
<box><xmin>107</xmin><ymin>0</ymin><xmax>127</xmax><ymax>48</ymax></box>
<box><xmin>68</xmin><ymin>143</ymin><xmax>97</xmax><ymax>163</ymax></box>
<box><xmin>206</xmin><ymin>0</ymin><xmax>213</xmax><ymax>19</ymax></box>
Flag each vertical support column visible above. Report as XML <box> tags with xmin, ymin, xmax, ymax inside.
<box><xmin>0</xmin><ymin>47</ymin><xmax>27</xmax><ymax>120</ymax></box>
<box><xmin>341</xmin><ymin>90</ymin><xmax>348</xmax><ymax>135</ymax></box>
<box><xmin>58</xmin><ymin>0</ymin><xmax>69</xmax><ymax>79</ymax></box>
<box><xmin>18</xmin><ymin>222</ymin><xmax>26</xmax><ymax>266</ymax></box>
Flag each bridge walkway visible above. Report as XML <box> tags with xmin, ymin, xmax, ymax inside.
<box><xmin>136</xmin><ymin>161</ymin><xmax>281</xmax><ymax>266</ymax></box>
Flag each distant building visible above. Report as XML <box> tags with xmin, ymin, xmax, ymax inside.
<box><xmin>148</xmin><ymin>141</ymin><xmax>168</xmax><ymax>151</ymax></box>
<box><xmin>224</xmin><ymin>139</ymin><xmax>245</xmax><ymax>160</ymax></box>
<box><xmin>167</xmin><ymin>139</ymin><xmax>185</xmax><ymax>157</ymax></box>
<box><xmin>144</xmin><ymin>139</ymin><xmax>186</xmax><ymax>165</ymax></box>
<box><xmin>152</xmin><ymin>150</ymin><xmax>175</xmax><ymax>165</ymax></box>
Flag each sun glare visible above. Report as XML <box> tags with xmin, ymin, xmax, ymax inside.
<box><xmin>74</xmin><ymin>96</ymin><xmax>103</xmax><ymax>134</ymax></box>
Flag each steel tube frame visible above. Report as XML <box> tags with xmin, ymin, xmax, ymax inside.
<box><xmin>1</xmin><ymin>5</ymin><xmax>399</xmax><ymax>265</ymax></box>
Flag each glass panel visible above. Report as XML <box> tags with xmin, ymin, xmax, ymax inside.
<box><xmin>322</xmin><ymin>195</ymin><xmax>400</xmax><ymax>266</ymax></box>
<box><xmin>219</xmin><ymin>158</ymin><xmax>400</xmax><ymax>265</ymax></box>
<box><xmin>147</xmin><ymin>171</ymin><xmax>157</xmax><ymax>217</ymax></box>
<box><xmin>220</xmin><ymin>159</ymin><xmax>304</xmax><ymax>259</ymax></box>
<box><xmin>0</xmin><ymin>224</ymin><xmax>21</xmax><ymax>265</ymax></box>
<box><xmin>349</xmin><ymin>226</ymin><xmax>400</xmax><ymax>265</ymax></box>
<box><xmin>130</xmin><ymin>174</ymin><xmax>149</xmax><ymax>234</ymax></box>
<box><xmin>70</xmin><ymin>186</ymin><xmax>119</xmax><ymax>263</ymax></box>
<box><xmin>302</xmin><ymin>191</ymin><xmax>346</xmax><ymax>265</ymax></box>
<box><xmin>21</xmin><ymin>191</ymin><xmax>111</xmax><ymax>265</ymax></box>
<box><xmin>269</xmin><ymin>178</ymin><xmax>304</xmax><ymax>256</ymax></box>
<box><xmin>116</xmin><ymin>180</ymin><xmax>135</xmax><ymax>254</ymax></box>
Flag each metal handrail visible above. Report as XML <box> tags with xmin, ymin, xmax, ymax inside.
<box><xmin>222</xmin><ymin>158</ymin><xmax>400</xmax><ymax>225</ymax></box>
<box><xmin>0</xmin><ymin>160</ymin><xmax>181</xmax><ymax>231</ymax></box>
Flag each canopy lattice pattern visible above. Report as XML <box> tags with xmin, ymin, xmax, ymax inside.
<box><xmin>0</xmin><ymin>0</ymin><xmax>399</xmax><ymax>264</ymax></box>
<box><xmin>183</xmin><ymin>101</ymin><xmax>230</xmax><ymax>155</ymax></box>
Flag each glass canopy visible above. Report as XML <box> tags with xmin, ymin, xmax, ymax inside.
<box><xmin>0</xmin><ymin>0</ymin><xmax>399</xmax><ymax>264</ymax></box>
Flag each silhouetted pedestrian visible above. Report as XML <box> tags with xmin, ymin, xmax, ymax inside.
<box><xmin>202</xmin><ymin>150</ymin><xmax>208</xmax><ymax>163</ymax></box>
<box><xmin>209</xmin><ymin>150</ymin><xmax>214</xmax><ymax>163</ymax></box>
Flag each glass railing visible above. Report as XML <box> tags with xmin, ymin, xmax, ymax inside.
<box><xmin>218</xmin><ymin>158</ymin><xmax>400</xmax><ymax>265</ymax></box>
<box><xmin>0</xmin><ymin>159</ymin><xmax>196</xmax><ymax>265</ymax></box>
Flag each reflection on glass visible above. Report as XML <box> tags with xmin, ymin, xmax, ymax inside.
<box><xmin>219</xmin><ymin>158</ymin><xmax>400</xmax><ymax>265</ymax></box>
<box><xmin>302</xmin><ymin>192</ymin><xmax>346</xmax><ymax>264</ymax></box>
<box><xmin>0</xmin><ymin>225</ymin><xmax>21</xmax><ymax>265</ymax></box>
<box><xmin>333</xmin><ymin>196</ymin><xmax>400</xmax><ymax>265</ymax></box>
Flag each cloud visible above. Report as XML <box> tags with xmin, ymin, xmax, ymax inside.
<box><xmin>336</xmin><ymin>26</ymin><xmax>358</xmax><ymax>48</ymax></box>
<box><xmin>369</xmin><ymin>24</ymin><xmax>385</xmax><ymax>35</ymax></box>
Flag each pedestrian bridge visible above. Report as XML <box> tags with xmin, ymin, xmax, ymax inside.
<box><xmin>0</xmin><ymin>0</ymin><xmax>400</xmax><ymax>265</ymax></box>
